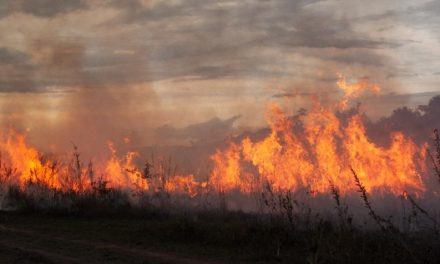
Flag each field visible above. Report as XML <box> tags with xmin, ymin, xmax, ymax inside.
<box><xmin>2</xmin><ymin>0</ymin><xmax>440</xmax><ymax>262</ymax></box>
<box><xmin>0</xmin><ymin>91</ymin><xmax>439</xmax><ymax>263</ymax></box>
<box><xmin>0</xmin><ymin>126</ymin><xmax>439</xmax><ymax>263</ymax></box>
<box><xmin>0</xmin><ymin>205</ymin><xmax>439</xmax><ymax>264</ymax></box>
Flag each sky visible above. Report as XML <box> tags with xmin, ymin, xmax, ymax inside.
<box><xmin>0</xmin><ymin>0</ymin><xmax>439</xmax><ymax>153</ymax></box>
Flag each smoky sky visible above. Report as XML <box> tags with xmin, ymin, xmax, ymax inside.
<box><xmin>1</xmin><ymin>0</ymin><xmax>439</xmax><ymax>91</ymax></box>
<box><xmin>0</xmin><ymin>0</ymin><xmax>439</xmax><ymax>154</ymax></box>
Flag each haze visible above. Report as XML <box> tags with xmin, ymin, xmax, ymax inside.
<box><xmin>0</xmin><ymin>0</ymin><xmax>439</xmax><ymax>155</ymax></box>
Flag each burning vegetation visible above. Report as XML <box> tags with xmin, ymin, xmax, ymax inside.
<box><xmin>1</xmin><ymin>76</ymin><xmax>440</xmax><ymax>263</ymax></box>
<box><xmin>0</xmin><ymin>75</ymin><xmax>429</xmax><ymax>201</ymax></box>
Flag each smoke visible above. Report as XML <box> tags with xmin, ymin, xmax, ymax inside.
<box><xmin>0</xmin><ymin>35</ymin><xmax>162</xmax><ymax>159</ymax></box>
<box><xmin>367</xmin><ymin>95</ymin><xmax>440</xmax><ymax>146</ymax></box>
<box><xmin>155</xmin><ymin>115</ymin><xmax>240</xmax><ymax>144</ymax></box>
<box><xmin>0</xmin><ymin>0</ymin><xmax>438</xmax><ymax>163</ymax></box>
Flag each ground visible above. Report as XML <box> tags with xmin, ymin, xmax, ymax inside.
<box><xmin>0</xmin><ymin>215</ymin><xmax>221</xmax><ymax>263</ymax></box>
<box><xmin>0</xmin><ymin>210</ymin><xmax>439</xmax><ymax>264</ymax></box>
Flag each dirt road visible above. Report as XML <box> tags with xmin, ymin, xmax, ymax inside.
<box><xmin>0</xmin><ymin>224</ymin><xmax>216</xmax><ymax>264</ymax></box>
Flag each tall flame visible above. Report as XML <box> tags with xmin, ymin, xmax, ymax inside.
<box><xmin>337</xmin><ymin>74</ymin><xmax>381</xmax><ymax>109</ymax></box>
<box><xmin>0</xmin><ymin>75</ymin><xmax>429</xmax><ymax>198</ymax></box>
<box><xmin>209</xmin><ymin>75</ymin><xmax>426</xmax><ymax>195</ymax></box>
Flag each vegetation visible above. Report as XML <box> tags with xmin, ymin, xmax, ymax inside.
<box><xmin>0</xmin><ymin>131</ymin><xmax>440</xmax><ymax>263</ymax></box>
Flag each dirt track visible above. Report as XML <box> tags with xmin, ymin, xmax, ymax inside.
<box><xmin>0</xmin><ymin>224</ymin><xmax>215</xmax><ymax>264</ymax></box>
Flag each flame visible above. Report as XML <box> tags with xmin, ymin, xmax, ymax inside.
<box><xmin>209</xmin><ymin>75</ymin><xmax>426</xmax><ymax>196</ymax></box>
<box><xmin>104</xmin><ymin>142</ymin><xmax>148</xmax><ymax>190</ymax></box>
<box><xmin>209</xmin><ymin>142</ymin><xmax>244</xmax><ymax>192</ymax></box>
<box><xmin>0</xmin><ymin>75</ymin><xmax>429</xmax><ymax>199</ymax></box>
<box><xmin>0</xmin><ymin>132</ymin><xmax>149</xmax><ymax>193</ymax></box>
<box><xmin>0</xmin><ymin>130</ymin><xmax>62</xmax><ymax>189</ymax></box>
<box><xmin>165</xmin><ymin>175</ymin><xmax>207</xmax><ymax>197</ymax></box>
<box><xmin>337</xmin><ymin>74</ymin><xmax>381</xmax><ymax>109</ymax></box>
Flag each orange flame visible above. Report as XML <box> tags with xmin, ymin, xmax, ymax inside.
<box><xmin>209</xmin><ymin>142</ymin><xmax>243</xmax><ymax>192</ymax></box>
<box><xmin>209</xmin><ymin>75</ymin><xmax>426</xmax><ymax>196</ymax></box>
<box><xmin>337</xmin><ymin>74</ymin><xmax>381</xmax><ymax>109</ymax></box>
<box><xmin>104</xmin><ymin>142</ymin><xmax>148</xmax><ymax>190</ymax></box>
<box><xmin>0</xmin><ymin>75</ymin><xmax>429</xmax><ymax>198</ymax></box>
<box><xmin>165</xmin><ymin>175</ymin><xmax>207</xmax><ymax>197</ymax></box>
<box><xmin>0</xmin><ymin>130</ymin><xmax>62</xmax><ymax>189</ymax></box>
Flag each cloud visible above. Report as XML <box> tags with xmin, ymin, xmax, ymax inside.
<box><xmin>0</xmin><ymin>0</ymin><xmax>88</xmax><ymax>18</ymax></box>
<box><xmin>367</xmin><ymin>95</ymin><xmax>440</xmax><ymax>147</ymax></box>
<box><xmin>0</xmin><ymin>38</ymin><xmax>89</xmax><ymax>92</ymax></box>
<box><xmin>355</xmin><ymin>0</ymin><xmax>440</xmax><ymax>32</ymax></box>
<box><xmin>0</xmin><ymin>36</ymin><xmax>153</xmax><ymax>92</ymax></box>
<box><xmin>0</xmin><ymin>0</ymin><xmax>438</xmax><ymax>153</ymax></box>
<box><xmin>97</xmin><ymin>0</ymin><xmax>398</xmax><ymax>81</ymax></box>
<box><xmin>272</xmin><ymin>92</ymin><xmax>314</xmax><ymax>98</ymax></box>
<box><xmin>0</xmin><ymin>47</ymin><xmax>28</xmax><ymax>64</ymax></box>
<box><xmin>0</xmin><ymin>0</ymin><xmax>410</xmax><ymax>94</ymax></box>
<box><xmin>0</xmin><ymin>48</ymin><xmax>36</xmax><ymax>92</ymax></box>
<box><xmin>0</xmin><ymin>2</ymin><xmax>13</xmax><ymax>19</ymax></box>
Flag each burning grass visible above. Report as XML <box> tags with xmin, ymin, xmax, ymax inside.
<box><xmin>0</xmin><ymin>76</ymin><xmax>438</xmax><ymax>225</ymax></box>
<box><xmin>0</xmin><ymin>75</ymin><xmax>431</xmax><ymax>203</ymax></box>
<box><xmin>0</xmin><ymin>76</ymin><xmax>440</xmax><ymax>262</ymax></box>
<box><xmin>0</xmin><ymin>125</ymin><xmax>439</xmax><ymax>263</ymax></box>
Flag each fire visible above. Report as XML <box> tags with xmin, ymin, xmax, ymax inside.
<box><xmin>240</xmin><ymin>104</ymin><xmax>314</xmax><ymax>192</ymax></box>
<box><xmin>337</xmin><ymin>74</ymin><xmax>381</xmax><ymax>109</ymax></box>
<box><xmin>0</xmin><ymin>130</ymin><xmax>62</xmax><ymax>189</ymax></box>
<box><xmin>344</xmin><ymin>116</ymin><xmax>426</xmax><ymax>194</ymax></box>
<box><xmin>209</xmin><ymin>75</ymin><xmax>426</xmax><ymax>196</ymax></box>
<box><xmin>0</xmin><ymin>132</ymin><xmax>149</xmax><ymax>193</ymax></box>
<box><xmin>104</xmin><ymin>142</ymin><xmax>148</xmax><ymax>190</ymax></box>
<box><xmin>0</xmin><ymin>75</ymin><xmax>429</xmax><ymax>199</ymax></box>
<box><xmin>165</xmin><ymin>175</ymin><xmax>207</xmax><ymax>197</ymax></box>
<box><xmin>209</xmin><ymin>142</ymin><xmax>244</xmax><ymax>192</ymax></box>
